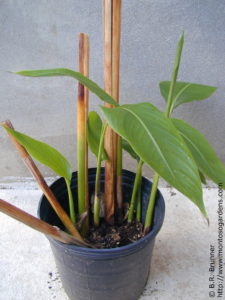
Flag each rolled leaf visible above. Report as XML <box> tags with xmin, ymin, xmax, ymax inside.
<box><xmin>172</xmin><ymin>118</ymin><xmax>225</xmax><ymax>187</ymax></box>
<box><xmin>122</xmin><ymin>139</ymin><xmax>140</xmax><ymax>161</ymax></box>
<box><xmin>165</xmin><ymin>33</ymin><xmax>184</xmax><ymax>116</ymax></box>
<box><xmin>2</xmin><ymin>126</ymin><xmax>72</xmax><ymax>181</ymax></box>
<box><xmin>101</xmin><ymin>102</ymin><xmax>206</xmax><ymax>216</ymax></box>
<box><xmin>87</xmin><ymin>111</ymin><xmax>108</xmax><ymax>161</ymax></box>
<box><xmin>160</xmin><ymin>81</ymin><xmax>217</xmax><ymax>111</ymax></box>
<box><xmin>16</xmin><ymin>68</ymin><xmax>117</xmax><ymax>106</ymax></box>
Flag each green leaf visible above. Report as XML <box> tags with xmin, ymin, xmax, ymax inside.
<box><xmin>87</xmin><ymin>111</ymin><xmax>108</xmax><ymax>161</ymax></box>
<box><xmin>122</xmin><ymin>138</ymin><xmax>140</xmax><ymax>161</ymax></box>
<box><xmin>172</xmin><ymin>118</ymin><xmax>225</xmax><ymax>188</ymax></box>
<box><xmin>199</xmin><ymin>170</ymin><xmax>207</xmax><ymax>185</ymax></box>
<box><xmin>160</xmin><ymin>81</ymin><xmax>217</xmax><ymax>111</ymax></box>
<box><xmin>100</xmin><ymin>102</ymin><xmax>206</xmax><ymax>216</ymax></box>
<box><xmin>2</xmin><ymin>126</ymin><xmax>72</xmax><ymax>181</ymax></box>
<box><xmin>16</xmin><ymin>68</ymin><xmax>117</xmax><ymax>106</ymax></box>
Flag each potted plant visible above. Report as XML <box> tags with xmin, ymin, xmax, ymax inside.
<box><xmin>1</xmin><ymin>2</ymin><xmax>225</xmax><ymax>300</ymax></box>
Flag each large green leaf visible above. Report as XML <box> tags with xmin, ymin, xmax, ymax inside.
<box><xmin>16</xmin><ymin>68</ymin><xmax>117</xmax><ymax>106</ymax></box>
<box><xmin>100</xmin><ymin>102</ymin><xmax>206</xmax><ymax>216</ymax></box>
<box><xmin>2</xmin><ymin>126</ymin><xmax>72</xmax><ymax>181</ymax></box>
<box><xmin>87</xmin><ymin>111</ymin><xmax>108</xmax><ymax>161</ymax></box>
<box><xmin>172</xmin><ymin>118</ymin><xmax>225</xmax><ymax>187</ymax></box>
<box><xmin>160</xmin><ymin>81</ymin><xmax>217</xmax><ymax>111</ymax></box>
<box><xmin>122</xmin><ymin>139</ymin><xmax>140</xmax><ymax>161</ymax></box>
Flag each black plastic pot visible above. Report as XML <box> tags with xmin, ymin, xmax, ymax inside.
<box><xmin>38</xmin><ymin>168</ymin><xmax>165</xmax><ymax>300</ymax></box>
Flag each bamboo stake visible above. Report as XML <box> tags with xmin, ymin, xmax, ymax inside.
<box><xmin>0</xmin><ymin>198</ymin><xmax>91</xmax><ymax>247</ymax></box>
<box><xmin>112</xmin><ymin>0</ymin><xmax>121</xmax><ymax>103</ymax></box>
<box><xmin>77</xmin><ymin>33</ymin><xmax>89</xmax><ymax>233</ymax></box>
<box><xmin>112</xmin><ymin>0</ymin><xmax>122</xmax><ymax>223</ymax></box>
<box><xmin>2</xmin><ymin>120</ymin><xmax>83</xmax><ymax>242</ymax></box>
<box><xmin>103</xmin><ymin>0</ymin><xmax>115</xmax><ymax>224</ymax></box>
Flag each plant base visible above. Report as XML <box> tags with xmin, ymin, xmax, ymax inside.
<box><xmin>38</xmin><ymin>168</ymin><xmax>165</xmax><ymax>300</ymax></box>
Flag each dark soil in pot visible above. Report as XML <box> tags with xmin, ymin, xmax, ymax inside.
<box><xmin>86</xmin><ymin>219</ymin><xmax>143</xmax><ymax>248</ymax></box>
<box><xmin>38</xmin><ymin>168</ymin><xmax>165</xmax><ymax>300</ymax></box>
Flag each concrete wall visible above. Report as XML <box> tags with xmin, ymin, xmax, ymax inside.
<box><xmin>0</xmin><ymin>0</ymin><xmax>225</xmax><ymax>179</ymax></box>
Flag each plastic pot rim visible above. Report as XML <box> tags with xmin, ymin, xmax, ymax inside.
<box><xmin>38</xmin><ymin>169</ymin><xmax>165</xmax><ymax>259</ymax></box>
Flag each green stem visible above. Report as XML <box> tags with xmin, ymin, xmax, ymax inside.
<box><xmin>117</xmin><ymin>136</ymin><xmax>122</xmax><ymax>176</ymax></box>
<box><xmin>136</xmin><ymin>173</ymin><xmax>142</xmax><ymax>222</ymax></box>
<box><xmin>94</xmin><ymin>123</ymin><xmax>108</xmax><ymax>227</ymax></box>
<box><xmin>144</xmin><ymin>34</ymin><xmax>184</xmax><ymax>234</ymax></box>
<box><xmin>144</xmin><ymin>173</ymin><xmax>159</xmax><ymax>234</ymax></box>
<box><xmin>77</xmin><ymin>136</ymin><xmax>86</xmax><ymax>216</ymax></box>
<box><xmin>65</xmin><ymin>179</ymin><xmax>76</xmax><ymax>224</ymax></box>
<box><xmin>128</xmin><ymin>159</ymin><xmax>143</xmax><ymax>223</ymax></box>
<box><xmin>116</xmin><ymin>136</ymin><xmax>123</xmax><ymax>223</ymax></box>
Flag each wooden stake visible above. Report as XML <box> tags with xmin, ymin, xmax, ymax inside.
<box><xmin>112</xmin><ymin>0</ymin><xmax>121</xmax><ymax>103</ymax></box>
<box><xmin>0</xmin><ymin>198</ymin><xmax>91</xmax><ymax>247</ymax></box>
<box><xmin>77</xmin><ymin>33</ymin><xmax>89</xmax><ymax>233</ymax></box>
<box><xmin>2</xmin><ymin>120</ymin><xmax>83</xmax><ymax>242</ymax></box>
<box><xmin>112</xmin><ymin>0</ymin><xmax>123</xmax><ymax>222</ymax></box>
<box><xmin>103</xmin><ymin>0</ymin><xmax>115</xmax><ymax>224</ymax></box>
<box><xmin>103</xmin><ymin>0</ymin><xmax>122</xmax><ymax>224</ymax></box>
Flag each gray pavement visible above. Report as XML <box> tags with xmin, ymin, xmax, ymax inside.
<box><xmin>0</xmin><ymin>180</ymin><xmax>222</xmax><ymax>300</ymax></box>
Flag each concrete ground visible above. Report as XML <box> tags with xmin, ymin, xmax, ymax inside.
<box><xmin>0</xmin><ymin>178</ymin><xmax>223</xmax><ymax>300</ymax></box>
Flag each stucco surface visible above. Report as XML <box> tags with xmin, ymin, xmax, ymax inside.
<box><xmin>0</xmin><ymin>0</ymin><xmax>224</xmax><ymax>178</ymax></box>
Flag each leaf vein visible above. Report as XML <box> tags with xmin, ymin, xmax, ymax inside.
<box><xmin>122</xmin><ymin>106</ymin><xmax>175</xmax><ymax>179</ymax></box>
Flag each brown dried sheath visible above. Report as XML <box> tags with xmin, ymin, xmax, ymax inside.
<box><xmin>77</xmin><ymin>33</ymin><xmax>89</xmax><ymax>232</ymax></box>
<box><xmin>2</xmin><ymin>120</ymin><xmax>83</xmax><ymax>242</ymax></box>
<box><xmin>0</xmin><ymin>198</ymin><xmax>90</xmax><ymax>247</ymax></box>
